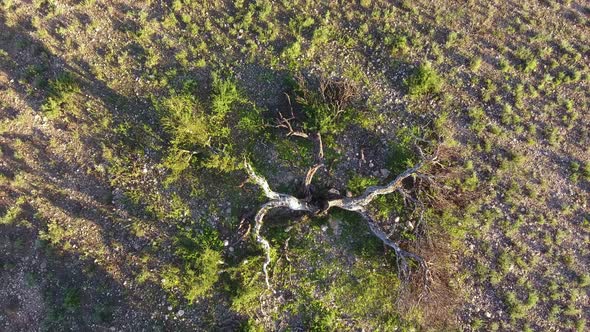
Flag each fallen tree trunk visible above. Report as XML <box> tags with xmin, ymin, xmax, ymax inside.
<box><xmin>244</xmin><ymin>148</ymin><xmax>437</xmax><ymax>289</ymax></box>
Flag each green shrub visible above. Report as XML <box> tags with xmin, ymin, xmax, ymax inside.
<box><xmin>504</xmin><ymin>290</ymin><xmax>539</xmax><ymax>321</ymax></box>
<box><xmin>239</xmin><ymin>318</ymin><xmax>265</xmax><ymax>332</ymax></box>
<box><xmin>228</xmin><ymin>256</ymin><xmax>266</xmax><ymax>315</ymax></box>
<box><xmin>468</xmin><ymin>107</ymin><xmax>486</xmax><ymax>134</ymax></box>
<box><xmin>578</xmin><ymin>273</ymin><xmax>590</xmax><ymax>288</ymax></box>
<box><xmin>387</xmin><ymin>142</ymin><xmax>416</xmax><ymax>174</ymax></box>
<box><xmin>391</xmin><ymin>35</ymin><xmax>409</xmax><ymax>54</ymax></box>
<box><xmin>282</xmin><ymin>40</ymin><xmax>302</xmax><ymax>63</ymax></box>
<box><xmin>347</xmin><ymin>175</ymin><xmax>378</xmax><ymax>195</ymax></box>
<box><xmin>158</xmin><ymin>91</ymin><xmax>209</xmax><ymax>185</ymax></box>
<box><xmin>303</xmin><ymin>301</ymin><xmax>339</xmax><ymax>331</ymax></box>
<box><xmin>0</xmin><ymin>198</ymin><xmax>24</xmax><ymax>225</ymax></box>
<box><xmin>161</xmin><ymin>225</ymin><xmax>223</xmax><ymax>304</ymax></box>
<box><xmin>41</xmin><ymin>71</ymin><xmax>80</xmax><ymax>119</ymax></box>
<box><xmin>404</xmin><ymin>62</ymin><xmax>443</xmax><ymax>99</ymax></box>
<box><xmin>515</xmin><ymin>47</ymin><xmax>538</xmax><ymax>73</ymax></box>
<box><xmin>211</xmin><ymin>72</ymin><xmax>245</xmax><ymax>124</ymax></box>
<box><xmin>329</xmin><ymin>262</ymin><xmax>409</xmax><ymax>329</ymax></box>
<box><xmin>63</xmin><ymin>288</ymin><xmax>81</xmax><ymax>312</ymax></box>
<box><xmin>470</xmin><ymin>56</ymin><xmax>483</xmax><ymax>71</ymax></box>
<box><xmin>581</xmin><ymin>162</ymin><xmax>590</xmax><ymax>181</ymax></box>
<box><xmin>294</xmin><ymin>78</ymin><xmax>358</xmax><ymax>135</ymax></box>
<box><xmin>160</xmin><ymin>93</ymin><xmax>209</xmax><ymax>151</ymax></box>
<box><xmin>157</xmin><ymin>73</ymin><xmax>263</xmax><ymax>183</ymax></box>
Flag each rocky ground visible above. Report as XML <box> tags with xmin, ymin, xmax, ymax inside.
<box><xmin>1</xmin><ymin>1</ymin><xmax>589</xmax><ymax>331</ymax></box>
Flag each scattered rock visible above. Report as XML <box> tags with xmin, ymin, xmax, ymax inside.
<box><xmin>328</xmin><ymin>188</ymin><xmax>340</xmax><ymax>196</ymax></box>
<box><xmin>380</xmin><ymin>168</ymin><xmax>390</xmax><ymax>177</ymax></box>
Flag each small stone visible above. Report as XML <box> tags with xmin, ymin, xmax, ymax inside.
<box><xmin>167</xmin><ymin>306</ymin><xmax>173</xmax><ymax>311</ymax></box>
<box><xmin>177</xmin><ymin>310</ymin><xmax>185</xmax><ymax>317</ymax></box>
<box><xmin>380</xmin><ymin>169</ymin><xmax>391</xmax><ymax>177</ymax></box>
<box><xmin>321</xmin><ymin>225</ymin><xmax>328</xmax><ymax>232</ymax></box>
<box><xmin>223</xmin><ymin>240</ymin><xmax>229</xmax><ymax>247</ymax></box>
<box><xmin>485</xmin><ymin>312</ymin><xmax>492</xmax><ymax>318</ymax></box>
<box><xmin>328</xmin><ymin>188</ymin><xmax>340</xmax><ymax>196</ymax></box>
<box><xmin>229</xmin><ymin>246</ymin><xmax>234</xmax><ymax>252</ymax></box>
<box><xmin>346</xmin><ymin>191</ymin><xmax>353</xmax><ymax>197</ymax></box>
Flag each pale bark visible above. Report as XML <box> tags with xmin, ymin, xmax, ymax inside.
<box><xmin>245</xmin><ymin>150</ymin><xmax>434</xmax><ymax>288</ymax></box>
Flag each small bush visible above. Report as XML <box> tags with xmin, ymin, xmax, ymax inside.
<box><xmin>515</xmin><ymin>47</ymin><xmax>538</xmax><ymax>73</ymax></box>
<box><xmin>405</xmin><ymin>63</ymin><xmax>443</xmax><ymax>99</ymax></box>
<box><xmin>157</xmin><ymin>73</ymin><xmax>263</xmax><ymax>184</ymax></box>
<box><xmin>228</xmin><ymin>256</ymin><xmax>266</xmax><ymax>315</ymax></box>
<box><xmin>160</xmin><ymin>93</ymin><xmax>209</xmax><ymax>151</ymax></box>
<box><xmin>504</xmin><ymin>290</ymin><xmax>539</xmax><ymax>321</ymax></box>
<box><xmin>41</xmin><ymin>71</ymin><xmax>80</xmax><ymax>119</ymax></box>
<box><xmin>303</xmin><ymin>301</ymin><xmax>339</xmax><ymax>331</ymax></box>
<box><xmin>0</xmin><ymin>199</ymin><xmax>24</xmax><ymax>225</ymax></box>
<box><xmin>470</xmin><ymin>56</ymin><xmax>483</xmax><ymax>71</ymax></box>
<box><xmin>294</xmin><ymin>77</ymin><xmax>359</xmax><ymax>135</ymax></box>
<box><xmin>347</xmin><ymin>175</ymin><xmax>378</xmax><ymax>195</ymax></box>
<box><xmin>161</xmin><ymin>225</ymin><xmax>223</xmax><ymax>304</ymax></box>
<box><xmin>282</xmin><ymin>40</ymin><xmax>302</xmax><ymax>63</ymax></box>
<box><xmin>158</xmin><ymin>91</ymin><xmax>209</xmax><ymax>185</ymax></box>
<box><xmin>468</xmin><ymin>107</ymin><xmax>486</xmax><ymax>134</ymax></box>
<box><xmin>63</xmin><ymin>288</ymin><xmax>81</xmax><ymax>312</ymax></box>
<box><xmin>386</xmin><ymin>126</ymin><xmax>421</xmax><ymax>173</ymax></box>
<box><xmin>391</xmin><ymin>35</ymin><xmax>409</xmax><ymax>54</ymax></box>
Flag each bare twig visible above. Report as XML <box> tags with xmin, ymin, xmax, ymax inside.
<box><xmin>275</xmin><ymin>93</ymin><xmax>310</xmax><ymax>139</ymax></box>
<box><xmin>276</xmin><ymin>110</ymin><xmax>309</xmax><ymax>138</ymax></box>
<box><xmin>361</xmin><ymin>212</ymin><xmax>427</xmax><ymax>279</ymax></box>
<box><xmin>316</xmin><ymin>132</ymin><xmax>324</xmax><ymax>161</ymax></box>
<box><xmin>303</xmin><ymin>163</ymin><xmax>323</xmax><ymax>198</ymax></box>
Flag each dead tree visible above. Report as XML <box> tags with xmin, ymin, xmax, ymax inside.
<box><xmin>245</xmin><ymin>77</ymin><xmax>437</xmax><ymax>289</ymax></box>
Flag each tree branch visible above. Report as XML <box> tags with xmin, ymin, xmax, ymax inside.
<box><xmin>245</xmin><ymin>160</ymin><xmax>319</xmax><ymax>288</ymax></box>
<box><xmin>361</xmin><ymin>212</ymin><xmax>427</xmax><ymax>279</ymax></box>
<box><xmin>245</xmin><ymin>161</ymin><xmax>280</xmax><ymax>200</ymax></box>
<box><xmin>327</xmin><ymin>160</ymin><xmax>425</xmax><ymax>211</ymax></box>
<box><xmin>303</xmin><ymin>163</ymin><xmax>323</xmax><ymax>198</ymax></box>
